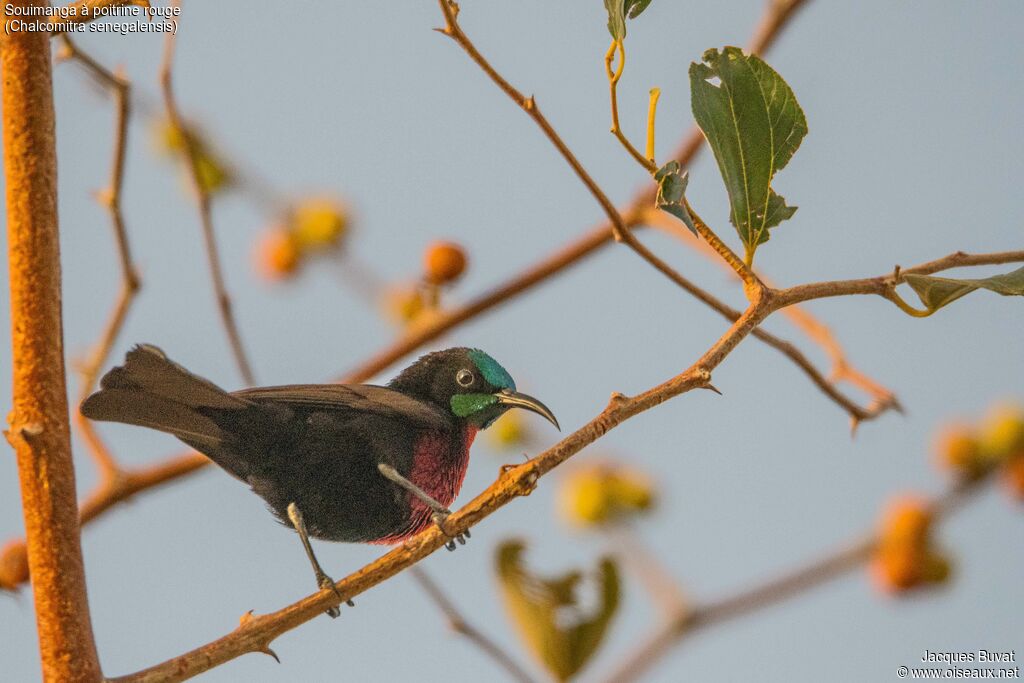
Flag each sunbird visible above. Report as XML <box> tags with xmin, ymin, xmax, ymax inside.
<box><xmin>82</xmin><ymin>345</ymin><xmax>558</xmax><ymax>616</ymax></box>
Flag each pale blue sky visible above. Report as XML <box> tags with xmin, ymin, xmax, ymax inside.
<box><xmin>2</xmin><ymin>2</ymin><xmax>1022</xmax><ymax>682</ymax></box>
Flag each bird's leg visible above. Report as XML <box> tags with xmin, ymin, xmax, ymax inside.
<box><xmin>286</xmin><ymin>502</ymin><xmax>353</xmax><ymax>618</ymax></box>
<box><xmin>376</xmin><ymin>463</ymin><xmax>470</xmax><ymax>551</ymax></box>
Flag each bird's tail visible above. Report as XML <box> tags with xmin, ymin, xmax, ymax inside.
<box><xmin>80</xmin><ymin>344</ymin><xmax>248</xmax><ymax>453</ymax></box>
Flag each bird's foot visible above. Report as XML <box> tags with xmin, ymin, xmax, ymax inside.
<box><xmin>431</xmin><ymin>509</ymin><xmax>470</xmax><ymax>551</ymax></box>
<box><xmin>315</xmin><ymin>571</ymin><xmax>353</xmax><ymax>618</ymax></box>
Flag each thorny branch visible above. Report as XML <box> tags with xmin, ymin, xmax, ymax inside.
<box><xmin>56</xmin><ymin>35</ymin><xmax>142</xmax><ymax>479</ymax></box>
<box><xmin>600</xmin><ymin>477</ymin><xmax>988</xmax><ymax>683</ymax></box>
<box><xmin>159</xmin><ymin>2</ymin><xmax>256</xmax><ymax>387</ymax></box>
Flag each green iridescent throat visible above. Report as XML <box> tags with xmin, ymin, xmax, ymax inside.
<box><xmin>450</xmin><ymin>392</ymin><xmax>498</xmax><ymax>418</ymax></box>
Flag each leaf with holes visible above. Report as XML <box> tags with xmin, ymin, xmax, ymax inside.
<box><xmin>497</xmin><ymin>540</ymin><xmax>620</xmax><ymax>681</ymax></box>
<box><xmin>654</xmin><ymin>161</ymin><xmax>697</xmax><ymax>235</ymax></box>
<box><xmin>689</xmin><ymin>46</ymin><xmax>807</xmax><ymax>264</ymax></box>
<box><xmin>903</xmin><ymin>266</ymin><xmax>1024</xmax><ymax>312</ymax></box>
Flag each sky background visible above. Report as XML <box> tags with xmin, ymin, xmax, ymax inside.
<box><xmin>2</xmin><ymin>1</ymin><xmax>1022</xmax><ymax>681</ymax></box>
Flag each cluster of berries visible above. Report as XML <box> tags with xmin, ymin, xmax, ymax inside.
<box><xmin>254</xmin><ymin>198</ymin><xmax>350</xmax><ymax>280</ymax></box>
<box><xmin>872</xmin><ymin>402</ymin><xmax>1023</xmax><ymax>595</ymax></box>
<box><xmin>383</xmin><ymin>241</ymin><xmax>468</xmax><ymax>330</ymax></box>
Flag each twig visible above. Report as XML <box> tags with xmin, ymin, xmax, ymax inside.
<box><xmin>2</xmin><ymin>5</ymin><xmax>102</xmax><ymax>679</ymax></box>
<box><xmin>159</xmin><ymin>2</ymin><xmax>256</xmax><ymax>386</ymax></box>
<box><xmin>57</xmin><ymin>35</ymin><xmax>142</xmax><ymax>479</ymax></box>
<box><xmin>409</xmin><ymin>566</ymin><xmax>537</xmax><ymax>683</ymax></box>
<box><xmin>774</xmin><ymin>250</ymin><xmax>1024</xmax><ymax>309</ymax></box>
<box><xmin>436</xmin><ymin>0</ymin><xmax>762</xmax><ymax>298</ymax></box>
<box><xmin>601</xmin><ymin>478</ymin><xmax>987</xmax><ymax>683</ymax></box>
<box><xmin>607</xmin><ymin>524</ymin><xmax>687</xmax><ymax>619</ymax></box>
<box><xmin>645</xmin><ymin>207</ymin><xmax>898</xmax><ymax>427</ymax></box>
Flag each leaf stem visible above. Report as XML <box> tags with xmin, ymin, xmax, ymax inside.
<box><xmin>605</xmin><ymin>38</ymin><xmax>656</xmax><ymax>173</ymax></box>
<box><xmin>646</xmin><ymin>87</ymin><xmax>660</xmax><ymax>165</ymax></box>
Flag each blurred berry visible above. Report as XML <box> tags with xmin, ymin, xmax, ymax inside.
<box><xmin>255</xmin><ymin>228</ymin><xmax>300</xmax><ymax>281</ymax></box>
<box><xmin>1002</xmin><ymin>455</ymin><xmax>1024</xmax><ymax>502</ymax></box>
<box><xmin>153</xmin><ymin>119</ymin><xmax>233</xmax><ymax>194</ymax></box>
<box><xmin>423</xmin><ymin>241</ymin><xmax>467</xmax><ymax>285</ymax></box>
<box><xmin>291</xmin><ymin>198</ymin><xmax>349</xmax><ymax>252</ymax></box>
<box><xmin>871</xmin><ymin>495</ymin><xmax>951</xmax><ymax>594</ymax></box>
<box><xmin>559</xmin><ymin>462</ymin><xmax>655</xmax><ymax>528</ymax></box>
<box><xmin>933</xmin><ymin>423</ymin><xmax>985</xmax><ymax>479</ymax></box>
<box><xmin>0</xmin><ymin>541</ymin><xmax>28</xmax><ymax>591</ymax></box>
<box><xmin>382</xmin><ymin>285</ymin><xmax>426</xmax><ymax>326</ymax></box>
<box><xmin>978</xmin><ymin>403</ymin><xmax>1024</xmax><ymax>464</ymax></box>
<box><xmin>487</xmin><ymin>411</ymin><xmax>528</xmax><ymax>450</ymax></box>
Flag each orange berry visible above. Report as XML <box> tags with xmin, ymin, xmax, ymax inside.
<box><xmin>1003</xmin><ymin>455</ymin><xmax>1024</xmax><ymax>501</ymax></box>
<box><xmin>881</xmin><ymin>495</ymin><xmax>932</xmax><ymax>546</ymax></box>
<box><xmin>872</xmin><ymin>495</ymin><xmax>950</xmax><ymax>594</ymax></box>
<box><xmin>933</xmin><ymin>423</ymin><xmax>984</xmax><ymax>478</ymax></box>
<box><xmin>423</xmin><ymin>241</ymin><xmax>467</xmax><ymax>285</ymax></box>
<box><xmin>255</xmin><ymin>228</ymin><xmax>300</xmax><ymax>280</ymax></box>
<box><xmin>0</xmin><ymin>541</ymin><xmax>28</xmax><ymax>590</ymax></box>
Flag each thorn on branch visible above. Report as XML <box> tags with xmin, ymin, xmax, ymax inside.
<box><xmin>702</xmin><ymin>384</ymin><xmax>723</xmax><ymax>396</ymax></box>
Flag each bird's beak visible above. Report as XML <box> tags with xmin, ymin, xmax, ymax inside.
<box><xmin>495</xmin><ymin>390</ymin><xmax>560</xmax><ymax>431</ymax></box>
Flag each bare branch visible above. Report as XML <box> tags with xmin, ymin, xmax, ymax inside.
<box><xmin>774</xmin><ymin>250</ymin><xmax>1024</xmax><ymax>309</ymax></box>
<box><xmin>409</xmin><ymin>566</ymin><xmax>537</xmax><ymax>683</ymax></box>
<box><xmin>601</xmin><ymin>478</ymin><xmax>987</xmax><ymax>683</ymax></box>
<box><xmin>57</xmin><ymin>35</ymin><xmax>142</xmax><ymax>478</ymax></box>
<box><xmin>159</xmin><ymin>2</ymin><xmax>256</xmax><ymax>386</ymax></box>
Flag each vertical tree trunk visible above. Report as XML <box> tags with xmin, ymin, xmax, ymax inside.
<box><xmin>2</xmin><ymin>2</ymin><xmax>102</xmax><ymax>680</ymax></box>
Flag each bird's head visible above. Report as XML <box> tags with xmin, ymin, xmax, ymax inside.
<box><xmin>389</xmin><ymin>348</ymin><xmax>559</xmax><ymax>431</ymax></box>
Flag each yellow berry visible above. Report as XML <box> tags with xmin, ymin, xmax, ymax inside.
<box><xmin>423</xmin><ymin>241</ymin><xmax>467</xmax><ymax>285</ymax></box>
<box><xmin>291</xmin><ymin>198</ymin><xmax>349</xmax><ymax>251</ymax></box>
<box><xmin>488</xmin><ymin>411</ymin><xmax>527</xmax><ymax>449</ymax></box>
<box><xmin>382</xmin><ymin>285</ymin><xmax>425</xmax><ymax>326</ymax></box>
<box><xmin>978</xmin><ymin>403</ymin><xmax>1024</xmax><ymax>464</ymax></box>
<box><xmin>559</xmin><ymin>462</ymin><xmax>656</xmax><ymax>528</ymax></box>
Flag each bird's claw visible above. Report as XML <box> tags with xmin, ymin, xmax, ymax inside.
<box><xmin>431</xmin><ymin>509</ymin><xmax>470</xmax><ymax>551</ymax></box>
<box><xmin>316</xmin><ymin>572</ymin><xmax>352</xmax><ymax>618</ymax></box>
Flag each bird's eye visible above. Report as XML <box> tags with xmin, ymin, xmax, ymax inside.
<box><xmin>456</xmin><ymin>368</ymin><xmax>475</xmax><ymax>387</ymax></box>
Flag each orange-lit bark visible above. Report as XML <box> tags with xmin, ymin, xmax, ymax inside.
<box><xmin>2</xmin><ymin>1</ymin><xmax>102</xmax><ymax>680</ymax></box>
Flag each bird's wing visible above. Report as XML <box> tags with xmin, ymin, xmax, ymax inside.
<box><xmin>231</xmin><ymin>384</ymin><xmax>450</xmax><ymax>431</ymax></box>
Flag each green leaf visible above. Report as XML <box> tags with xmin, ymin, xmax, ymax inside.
<box><xmin>903</xmin><ymin>266</ymin><xmax>1024</xmax><ymax>312</ymax></box>
<box><xmin>604</xmin><ymin>0</ymin><xmax>651</xmax><ymax>40</ymax></box>
<box><xmin>604</xmin><ymin>0</ymin><xmax>626</xmax><ymax>40</ymax></box>
<box><xmin>625</xmin><ymin>0</ymin><xmax>652</xmax><ymax>19</ymax></box>
<box><xmin>689</xmin><ymin>46</ymin><xmax>807</xmax><ymax>262</ymax></box>
<box><xmin>654</xmin><ymin>161</ymin><xmax>697</xmax><ymax>235</ymax></box>
<box><xmin>497</xmin><ymin>540</ymin><xmax>620</xmax><ymax>681</ymax></box>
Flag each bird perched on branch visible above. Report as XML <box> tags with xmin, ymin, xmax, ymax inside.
<box><xmin>81</xmin><ymin>344</ymin><xmax>559</xmax><ymax>617</ymax></box>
